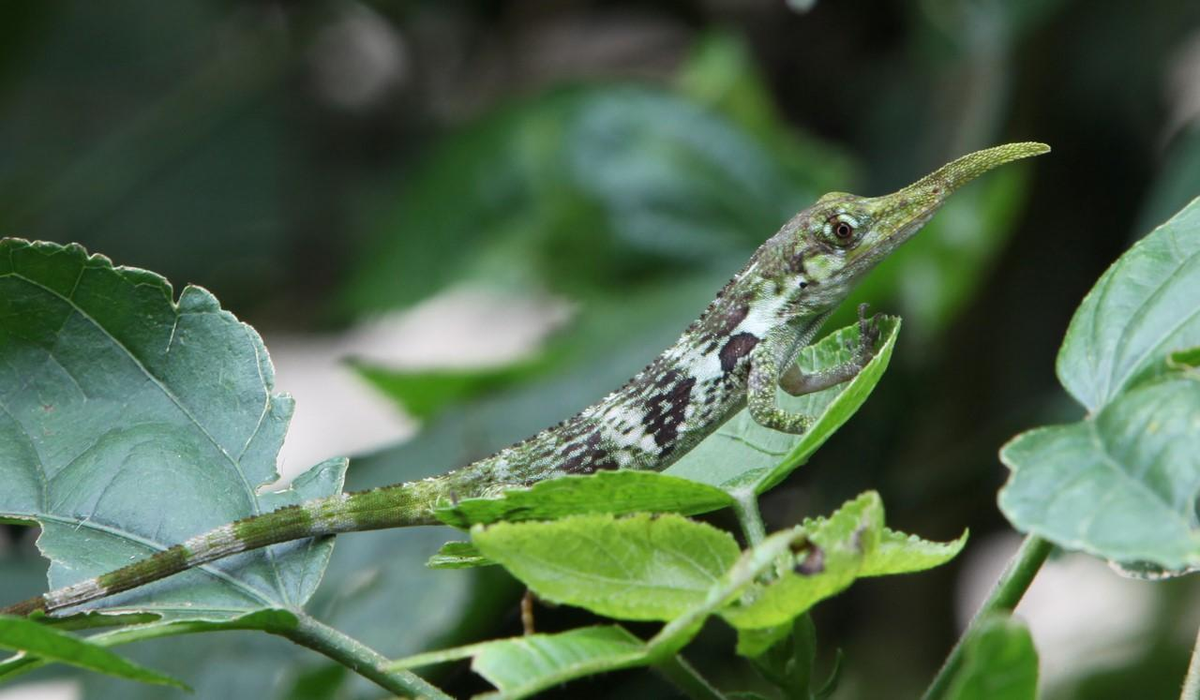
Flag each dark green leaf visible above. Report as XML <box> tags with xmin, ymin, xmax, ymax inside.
<box><xmin>1056</xmin><ymin>196</ymin><xmax>1200</xmax><ymax>411</ymax></box>
<box><xmin>945</xmin><ymin>616</ymin><xmax>1038</xmax><ymax>700</ymax></box>
<box><xmin>0</xmin><ymin>239</ymin><xmax>345</xmax><ymax>619</ymax></box>
<box><xmin>1000</xmin><ymin>198</ymin><xmax>1200</xmax><ymax>572</ymax></box>
<box><xmin>1000</xmin><ymin>370</ymin><xmax>1200</xmax><ymax>570</ymax></box>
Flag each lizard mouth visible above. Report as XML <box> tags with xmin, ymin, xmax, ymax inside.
<box><xmin>857</xmin><ymin>142</ymin><xmax>1051</xmax><ymax>273</ymax></box>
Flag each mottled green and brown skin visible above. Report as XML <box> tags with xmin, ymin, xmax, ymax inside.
<box><xmin>3</xmin><ymin>142</ymin><xmax>1048</xmax><ymax>617</ymax></box>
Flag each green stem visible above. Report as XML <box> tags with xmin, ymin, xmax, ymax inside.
<box><xmin>284</xmin><ymin>613</ymin><xmax>451</xmax><ymax>700</ymax></box>
<box><xmin>1181</xmin><ymin>624</ymin><xmax>1200</xmax><ymax>700</ymax></box>
<box><xmin>0</xmin><ymin>613</ymin><xmax>451</xmax><ymax>700</ymax></box>
<box><xmin>653</xmin><ymin>654</ymin><xmax>728</xmax><ymax>700</ymax></box>
<box><xmin>732</xmin><ymin>491</ymin><xmax>767</xmax><ymax>547</ymax></box>
<box><xmin>921</xmin><ymin>534</ymin><xmax>1052</xmax><ymax>700</ymax></box>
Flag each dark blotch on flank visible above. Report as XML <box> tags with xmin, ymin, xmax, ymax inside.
<box><xmin>714</xmin><ymin>300</ymin><xmax>749</xmax><ymax>337</ymax></box>
<box><xmin>642</xmin><ymin>370</ymin><xmax>696</xmax><ymax>451</ymax></box>
<box><xmin>719</xmin><ymin>332</ymin><xmax>760</xmax><ymax>373</ymax></box>
<box><xmin>561</xmin><ymin>430</ymin><xmax>619</xmax><ymax>474</ymax></box>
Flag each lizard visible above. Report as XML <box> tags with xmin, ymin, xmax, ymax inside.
<box><xmin>2</xmin><ymin>141</ymin><xmax>1048</xmax><ymax>617</ymax></box>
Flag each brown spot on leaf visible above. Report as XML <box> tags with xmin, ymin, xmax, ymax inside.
<box><xmin>795</xmin><ymin>545</ymin><xmax>825</xmax><ymax>576</ymax></box>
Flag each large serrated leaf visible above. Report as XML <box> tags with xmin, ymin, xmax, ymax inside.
<box><xmin>470</xmin><ymin>513</ymin><xmax>740</xmax><ymax>621</ymax></box>
<box><xmin>999</xmin><ymin>198</ymin><xmax>1200</xmax><ymax>573</ymax></box>
<box><xmin>0</xmin><ymin>239</ymin><xmax>344</xmax><ymax>619</ymax></box>
<box><xmin>667</xmin><ymin>316</ymin><xmax>899</xmax><ymax>494</ymax></box>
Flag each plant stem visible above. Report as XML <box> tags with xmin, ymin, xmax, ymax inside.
<box><xmin>654</xmin><ymin>654</ymin><xmax>728</xmax><ymax>700</ymax></box>
<box><xmin>2</xmin><ymin>612</ymin><xmax>451</xmax><ymax>699</ymax></box>
<box><xmin>732</xmin><ymin>491</ymin><xmax>767</xmax><ymax>547</ymax></box>
<box><xmin>921</xmin><ymin>534</ymin><xmax>1052</xmax><ymax>700</ymax></box>
<box><xmin>1181</xmin><ymin>624</ymin><xmax>1200</xmax><ymax>700</ymax></box>
<box><xmin>285</xmin><ymin>613</ymin><xmax>452</xmax><ymax>700</ymax></box>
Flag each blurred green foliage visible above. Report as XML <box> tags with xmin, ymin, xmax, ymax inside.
<box><xmin>2</xmin><ymin>0</ymin><xmax>1200</xmax><ymax>698</ymax></box>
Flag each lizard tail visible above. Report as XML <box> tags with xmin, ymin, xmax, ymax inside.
<box><xmin>2</xmin><ymin>478</ymin><xmax>449</xmax><ymax>617</ymax></box>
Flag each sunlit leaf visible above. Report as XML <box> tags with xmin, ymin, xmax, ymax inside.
<box><xmin>721</xmin><ymin>493</ymin><xmax>963</xmax><ymax>654</ymax></box>
<box><xmin>471</xmin><ymin>514</ymin><xmax>740</xmax><ymax>621</ymax></box>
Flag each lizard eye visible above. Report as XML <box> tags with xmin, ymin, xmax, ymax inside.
<box><xmin>826</xmin><ymin>216</ymin><xmax>857</xmax><ymax>246</ymax></box>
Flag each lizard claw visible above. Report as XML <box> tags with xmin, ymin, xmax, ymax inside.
<box><xmin>853</xmin><ymin>303</ymin><xmax>880</xmax><ymax>366</ymax></box>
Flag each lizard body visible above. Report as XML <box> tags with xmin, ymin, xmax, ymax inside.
<box><xmin>2</xmin><ymin>142</ymin><xmax>1048</xmax><ymax>617</ymax></box>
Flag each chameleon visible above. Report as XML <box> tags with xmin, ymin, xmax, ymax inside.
<box><xmin>2</xmin><ymin>141</ymin><xmax>1048</xmax><ymax>617</ymax></box>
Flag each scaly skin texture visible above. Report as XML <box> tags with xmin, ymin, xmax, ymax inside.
<box><xmin>2</xmin><ymin>142</ymin><xmax>1048</xmax><ymax>617</ymax></box>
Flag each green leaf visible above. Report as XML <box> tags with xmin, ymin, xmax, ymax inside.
<box><xmin>392</xmin><ymin>524</ymin><xmax>813</xmax><ymax>698</ymax></box>
<box><xmin>0</xmin><ymin>239</ymin><xmax>345</xmax><ymax>619</ymax></box>
<box><xmin>1000</xmin><ymin>371</ymin><xmax>1200</xmax><ymax>569</ymax></box>
<box><xmin>667</xmin><ymin>316</ymin><xmax>899</xmax><ymax>495</ymax></box>
<box><xmin>1056</xmin><ymin>196</ymin><xmax>1200</xmax><ymax>411</ymax></box>
<box><xmin>945</xmin><ymin>616</ymin><xmax>1038</xmax><ymax>700</ymax></box>
<box><xmin>392</xmin><ymin>625</ymin><xmax>647</xmax><ymax>700</ymax></box>
<box><xmin>744</xmin><ymin>614</ymin><xmax>816</xmax><ymax>691</ymax></box>
<box><xmin>860</xmin><ymin>527</ymin><xmax>969</xmax><ymax>578</ymax></box>
<box><xmin>722</xmin><ymin>493</ymin><xmax>963</xmax><ymax>640</ymax></box>
<box><xmin>721</xmin><ymin>493</ymin><xmax>884</xmax><ymax>631</ymax></box>
<box><xmin>0</xmin><ymin>615</ymin><xmax>187</xmax><ymax>689</ymax></box>
<box><xmin>427</xmin><ymin>542</ymin><xmax>494</xmax><ymax>570</ymax></box>
<box><xmin>471</xmin><ymin>513</ymin><xmax>740</xmax><ymax>621</ymax></box>
<box><xmin>1000</xmin><ymin>198</ymin><xmax>1200</xmax><ymax>572</ymax></box>
<box><xmin>472</xmin><ymin>626</ymin><xmax>647</xmax><ymax>700</ymax></box>
<box><xmin>436</xmin><ymin>470</ymin><xmax>736</xmax><ymax>529</ymax></box>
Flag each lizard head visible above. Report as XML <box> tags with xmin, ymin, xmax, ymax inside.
<box><xmin>773</xmin><ymin>141</ymin><xmax>1050</xmax><ymax>315</ymax></box>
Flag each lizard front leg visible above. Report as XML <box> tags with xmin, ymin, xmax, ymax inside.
<box><xmin>779</xmin><ymin>303</ymin><xmax>880</xmax><ymax>396</ymax></box>
<box><xmin>747</xmin><ymin>304</ymin><xmax>880</xmax><ymax>434</ymax></box>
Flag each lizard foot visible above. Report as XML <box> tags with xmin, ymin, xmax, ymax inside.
<box><xmin>851</xmin><ymin>302</ymin><xmax>880</xmax><ymax>367</ymax></box>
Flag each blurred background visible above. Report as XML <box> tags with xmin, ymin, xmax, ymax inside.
<box><xmin>2</xmin><ymin>1</ymin><xmax>1200</xmax><ymax>698</ymax></box>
